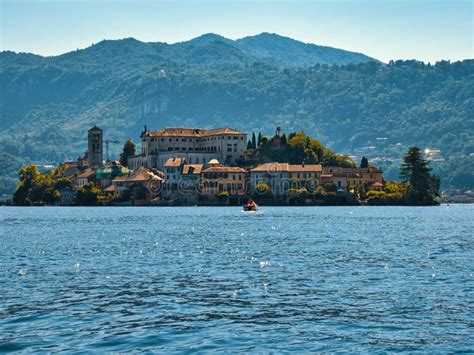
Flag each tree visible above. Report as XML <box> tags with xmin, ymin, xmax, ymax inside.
<box><xmin>13</xmin><ymin>164</ymin><xmax>43</xmax><ymax>205</ymax></box>
<box><xmin>254</xmin><ymin>183</ymin><xmax>272</xmax><ymax>198</ymax></box>
<box><xmin>400</xmin><ymin>146</ymin><xmax>438</xmax><ymax>205</ymax></box>
<box><xmin>276</xmin><ymin>127</ymin><xmax>282</xmax><ymax>136</ymax></box>
<box><xmin>360</xmin><ymin>156</ymin><xmax>369</xmax><ymax>168</ymax></box>
<box><xmin>251</xmin><ymin>132</ymin><xmax>257</xmax><ymax>149</ymax></box>
<box><xmin>281</xmin><ymin>133</ymin><xmax>287</xmax><ymax>145</ymax></box>
<box><xmin>246</xmin><ymin>140</ymin><xmax>253</xmax><ymax>150</ymax></box>
<box><xmin>75</xmin><ymin>182</ymin><xmax>101</xmax><ymax>206</ymax></box>
<box><xmin>119</xmin><ymin>139</ymin><xmax>136</xmax><ymax>167</ymax></box>
<box><xmin>257</xmin><ymin>132</ymin><xmax>262</xmax><ymax>147</ymax></box>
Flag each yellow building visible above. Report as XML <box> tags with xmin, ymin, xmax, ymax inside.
<box><xmin>324</xmin><ymin>166</ymin><xmax>383</xmax><ymax>189</ymax></box>
<box><xmin>200</xmin><ymin>161</ymin><xmax>246</xmax><ymax>197</ymax></box>
<box><xmin>288</xmin><ymin>164</ymin><xmax>322</xmax><ymax>191</ymax></box>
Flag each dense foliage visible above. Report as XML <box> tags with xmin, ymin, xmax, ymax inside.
<box><xmin>247</xmin><ymin>130</ymin><xmax>354</xmax><ymax>167</ymax></box>
<box><xmin>119</xmin><ymin>139</ymin><xmax>136</xmax><ymax>167</ymax></box>
<box><xmin>13</xmin><ymin>164</ymin><xmax>70</xmax><ymax>205</ymax></box>
<box><xmin>400</xmin><ymin>147</ymin><xmax>440</xmax><ymax>205</ymax></box>
<box><xmin>1</xmin><ymin>34</ymin><xmax>472</xmax><ymax>194</ymax></box>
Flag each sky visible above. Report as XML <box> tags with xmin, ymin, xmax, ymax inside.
<box><xmin>0</xmin><ymin>0</ymin><xmax>472</xmax><ymax>63</ymax></box>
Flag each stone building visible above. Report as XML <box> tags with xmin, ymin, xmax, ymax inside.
<box><xmin>323</xmin><ymin>166</ymin><xmax>383</xmax><ymax>189</ymax></box>
<box><xmin>87</xmin><ymin>126</ymin><xmax>103</xmax><ymax>167</ymax></box>
<box><xmin>200</xmin><ymin>160</ymin><xmax>247</xmax><ymax>197</ymax></box>
<box><xmin>249</xmin><ymin>163</ymin><xmax>322</xmax><ymax>196</ymax></box>
<box><xmin>128</xmin><ymin>127</ymin><xmax>247</xmax><ymax>170</ymax></box>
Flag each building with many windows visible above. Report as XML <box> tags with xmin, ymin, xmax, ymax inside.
<box><xmin>249</xmin><ymin>163</ymin><xmax>322</xmax><ymax>196</ymax></box>
<box><xmin>128</xmin><ymin>127</ymin><xmax>247</xmax><ymax>170</ymax></box>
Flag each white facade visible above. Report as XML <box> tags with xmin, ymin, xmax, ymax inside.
<box><xmin>128</xmin><ymin>127</ymin><xmax>247</xmax><ymax>170</ymax></box>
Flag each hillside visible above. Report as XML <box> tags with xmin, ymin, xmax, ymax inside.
<box><xmin>0</xmin><ymin>34</ymin><xmax>473</xmax><ymax>194</ymax></box>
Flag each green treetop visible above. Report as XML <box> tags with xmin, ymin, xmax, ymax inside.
<box><xmin>400</xmin><ymin>146</ymin><xmax>439</xmax><ymax>205</ymax></box>
<box><xmin>119</xmin><ymin>139</ymin><xmax>136</xmax><ymax>167</ymax></box>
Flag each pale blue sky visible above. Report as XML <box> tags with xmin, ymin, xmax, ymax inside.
<box><xmin>0</xmin><ymin>0</ymin><xmax>472</xmax><ymax>63</ymax></box>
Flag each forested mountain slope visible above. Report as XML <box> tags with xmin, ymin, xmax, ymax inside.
<box><xmin>1</xmin><ymin>34</ymin><xmax>472</xmax><ymax>193</ymax></box>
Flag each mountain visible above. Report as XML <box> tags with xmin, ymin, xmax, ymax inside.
<box><xmin>0</xmin><ymin>34</ymin><xmax>473</xmax><ymax>194</ymax></box>
<box><xmin>235</xmin><ymin>33</ymin><xmax>375</xmax><ymax>67</ymax></box>
<box><xmin>183</xmin><ymin>32</ymin><xmax>376</xmax><ymax>67</ymax></box>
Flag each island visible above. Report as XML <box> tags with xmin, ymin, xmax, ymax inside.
<box><xmin>10</xmin><ymin>126</ymin><xmax>440</xmax><ymax>207</ymax></box>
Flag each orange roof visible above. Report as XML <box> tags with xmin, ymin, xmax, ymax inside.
<box><xmin>202</xmin><ymin>166</ymin><xmax>246</xmax><ymax>173</ymax></box>
<box><xmin>182</xmin><ymin>164</ymin><xmax>203</xmax><ymax>174</ymax></box>
<box><xmin>250</xmin><ymin>162</ymin><xmax>287</xmax><ymax>172</ymax></box>
<box><xmin>371</xmin><ymin>181</ymin><xmax>384</xmax><ymax>187</ymax></box>
<box><xmin>324</xmin><ymin>166</ymin><xmax>381</xmax><ymax>174</ymax></box>
<box><xmin>112</xmin><ymin>168</ymin><xmax>163</xmax><ymax>183</ymax></box>
<box><xmin>104</xmin><ymin>185</ymin><xmax>115</xmax><ymax>192</ymax></box>
<box><xmin>163</xmin><ymin>157</ymin><xmax>185</xmax><ymax>167</ymax></box>
<box><xmin>288</xmin><ymin>164</ymin><xmax>322</xmax><ymax>172</ymax></box>
<box><xmin>250</xmin><ymin>163</ymin><xmax>322</xmax><ymax>173</ymax></box>
<box><xmin>77</xmin><ymin>168</ymin><xmax>95</xmax><ymax>179</ymax></box>
<box><xmin>145</xmin><ymin>127</ymin><xmax>245</xmax><ymax>138</ymax></box>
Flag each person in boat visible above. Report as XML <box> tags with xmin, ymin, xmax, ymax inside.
<box><xmin>244</xmin><ymin>199</ymin><xmax>257</xmax><ymax>210</ymax></box>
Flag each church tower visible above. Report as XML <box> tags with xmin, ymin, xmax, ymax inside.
<box><xmin>88</xmin><ymin>126</ymin><xmax>103</xmax><ymax>166</ymax></box>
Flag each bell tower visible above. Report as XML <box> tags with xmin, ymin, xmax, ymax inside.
<box><xmin>87</xmin><ymin>126</ymin><xmax>103</xmax><ymax>167</ymax></box>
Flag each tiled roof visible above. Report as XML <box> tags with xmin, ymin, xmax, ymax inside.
<box><xmin>371</xmin><ymin>181</ymin><xmax>384</xmax><ymax>187</ymax></box>
<box><xmin>250</xmin><ymin>163</ymin><xmax>322</xmax><ymax>173</ymax></box>
<box><xmin>250</xmin><ymin>163</ymin><xmax>288</xmax><ymax>172</ymax></box>
<box><xmin>288</xmin><ymin>164</ymin><xmax>322</xmax><ymax>172</ymax></box>
<box><xmin>202</xmin><ymin>166</ymin><xmax>246</xmax><ymax>173</ymax></box>
<box><xmin>77</xmin><ymin>168</ymin><xmax>95</xmax><ymax>179</ymax></box>
<box><xmin>182</xmin><ymin>164</ymin><xmax>203</xmax><ymax>175</ymax></box>
<box><xmin>163</xmin><ymin>157</ymin><xmax>185</xmax><ymax>167</ymax></box>
<box><xmin>145</xmin><ymin>127</ymin><xmax>245</xmax><ymax>137</ymax></box>
<box><xmin>324</xmin><ymin>166</ymin><xmax>381</xmax><ymax>174</ymax></box>
<box><xmin>112</xmin><ymin>168</ymin><xmax>163</xmax><ymax>183</ymax></box>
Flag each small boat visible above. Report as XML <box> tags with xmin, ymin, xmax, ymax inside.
<box><xmin>243</xmin><ymin>199</ymin><xmax>258</xmax><ymax>211</ymax></box>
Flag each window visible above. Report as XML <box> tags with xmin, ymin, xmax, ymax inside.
<box><xmin>227</xmin><ymin>148</ymin><xmax>232</xmax><ymax>152</ymax></box>
<box><xmin>233</xmin><ymin>136</ymin><xmax>238</xmax><ymax>140</ymax></box>
<box><xmin>182</xmin><ymin>138</ymin><xmax>186</xmax><ymax>142</ymax></box>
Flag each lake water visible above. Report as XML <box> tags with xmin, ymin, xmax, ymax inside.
<box><xmin>1</xmin><ymin>205</ymin><xmax>473</xmax><ymax>352</ymax></box>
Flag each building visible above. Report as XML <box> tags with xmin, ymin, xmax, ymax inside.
<box><xmin>162</xmin><ymin>157</ymin><xmax>187</xmax><ymax>196</ymax></box>
<box><xmin>200</xmin><ymin>160</ymin><xmax>247</xmax><ymax>199</ymax></box>
<box><xmin>128</xmin><ymin>127</ymin><xmax>247</xmax><ymax>170</ymax></box>
<box><xmin>249</xmin><ymin>163</ymin><xmax>322</xmax><ymax>196</ymax></box>
<box><xmin>76</xmin><ymin>168</ymin><xmax>95</xmax><ymax>187</ymax></box>
<box><xmin>288</xmin><ymin>164</ymin><xmax>322</xmax><ymax>191</ymax></box>
<box><xmin>95</xmin><ymin>163</ymin><xmax>129</xmax><ymax>189</ymax></box>
<box><xmin>109</xmin><ymin>167</ymin><xmax>163</xmax><ymax>198</ymax></box>
<box><xmin>323</xmin><ymin>166</ymin><xmax>383</xmax><ymax>189</ymax></box>
<box><xmin>88</xmin><ymin>126</ymin><xmax>103</xmax><ymax>167</ymax></box>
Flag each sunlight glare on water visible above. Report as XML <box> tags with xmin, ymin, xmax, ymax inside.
<box><xmin>0</xmin><ymin>205</ymin><xmax>473</xmax><ymax>352</ymax></box>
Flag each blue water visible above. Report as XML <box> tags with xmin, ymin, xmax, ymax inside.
<box><xmin>0</xmin><ymin>206</ymin><xmax>473</xmax><ymax>352</ymax></box>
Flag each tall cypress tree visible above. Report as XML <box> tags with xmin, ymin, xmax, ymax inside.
<box><xmin>251</xmin><ymin>132</ymin><xmax>257</xmax><ymax>149</ymax></box>
<box><xmin>400</xmin><ymin>146</ymin><xmax>438</xmax><ymax>205</ymax></box>
<box><xmin>257</xmin><ymin>132</ymin><xmax>262</xmax><ymax>147</ymax></box>
<box><xmin>360</xmin><ymin>156</ymin><xmax>369</xmax><ymax>168</ymax></box>
<box><xmin>120</xmin><ymin>139</ymin><xmax>136</xmax><ymax>167</ymax></box>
